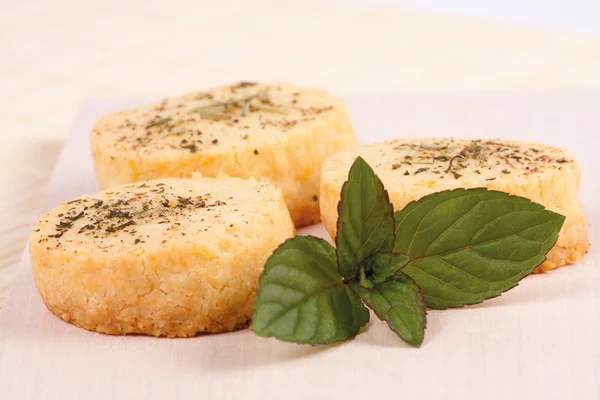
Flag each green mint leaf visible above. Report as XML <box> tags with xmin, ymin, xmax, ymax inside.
<box><xmin>336</xmin><ymin>156</ymin><xmax>395</xmax><ymax>278</ymax></box>
<box><xmin>394</xmin><ymin>188</ymin><xmax>565</xmax><ymax>309</ymax></box>
<box><xmin>252</xmin><ymin>236</ymin><xmax>370</xmax><ymax>344</ymax></box>
<box><xmin>360</xmin><ymin>252</ymin><xmax>411</xmax><ymax>287</ymax></box>
<box><xmin>352</xmin><ymin>271</ymin><xmax>426</xmax><ymax>347</ymax></box>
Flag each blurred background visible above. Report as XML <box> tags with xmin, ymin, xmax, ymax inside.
<box><xmin>1</xmin><ymin>0</ymin><xmax>599</xmax><ymax>307</ymax></box>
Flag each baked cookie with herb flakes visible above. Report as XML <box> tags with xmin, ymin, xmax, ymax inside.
<box><xmin>91</xmin><ymin>82</ymin><xmax>357</xmax><ymax>227</ymax></box>
<box><xmin>320</xmin><ymin>138</ymin><xmax>589</xmax><ymax>272</ymax></box>
<box><xmin>29</xmin><ymin>177</ymin><xmax>294</xmax><ymax>337</ymax></box>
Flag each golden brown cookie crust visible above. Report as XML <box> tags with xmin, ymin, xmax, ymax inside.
<box><xmin>30</xmin><ymin>178</ymin><xmax>295</xmax><ymax>337</ymax></box>
<box><xmin>320</xmin><ymin>138</ymin><xmax>589</xmax><ymax>272</ymax></box>
<box><xmin>91</xmin><ymin>82</ymin><xmax>358</xmax><ymax>227</ymax></box>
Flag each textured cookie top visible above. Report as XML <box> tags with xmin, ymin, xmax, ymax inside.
<box><xmin>92</xmin><ymin>82</ymin><xmax>344</xmax><ymax>156</ymax></box>
<box><xmin>323</xmin><ymin>138</ymin><xmax>578</xmax><ymax>186</ymax></box>
<box><xmin>31</xmin><ymin>177</ymin><xmax>287</xmax><ymax>254</ymax></box>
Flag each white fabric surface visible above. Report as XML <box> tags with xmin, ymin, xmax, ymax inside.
<box><xmin>0</xmin><ymin>92</ymin><xmax>598</xmax><ymax>399</ymax></box>
<box><xmin>372</xmin><ymin>0</ymin><xmax>600</xmax><ymax>34</ymax></box>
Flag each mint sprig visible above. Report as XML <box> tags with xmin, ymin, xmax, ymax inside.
<box><xmin>252</xmin><ymin>236</ymin><xmax>369</xmax><ymax>344</ymax></box>
<box><xmin>359</xmin><ymin>252</ymin><xmax>411</xmax><ymax>286</ymax></box>
<box><xmin>351</xmin><ymin>270</ymin><xmax>426</xmax><ymax>347</ymax></box>
<box><xmin>394</xmin><ymin>189</ymin><xmax>565</xmax><ymax>309</ymax></box>
<box><xmin>336</xmin><ymin>156</ymin><xmax>395</xmax><ymax>278</ymax></box>
<box><xmin>252</xmin><ymin>157</ymin><xmax>565</xmax><ymax>347</ymax></box>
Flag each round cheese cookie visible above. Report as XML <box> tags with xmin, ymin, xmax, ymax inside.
<box><xmin>320</xmin><ymin>138</ymin><xmax>589</xmax><ymax>272</ymax></box>
<box><xmin>91</xmin><ymin>82</ymin><xmax>358</xmax><ymax>228</ymax></box>
<box><xmin>29</xmin><ymin>178</ymin><xmax>294</xmax><ymax>337</ymax></box>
